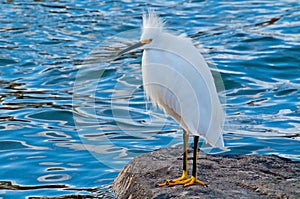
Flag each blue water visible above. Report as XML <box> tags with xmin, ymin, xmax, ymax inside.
<box><xmin>1</xmin><ymin>0</ymin><xmax>299</xmax><ymax>198</ymax></box>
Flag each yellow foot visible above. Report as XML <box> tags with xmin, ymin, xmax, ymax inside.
<box><xmin>158</xmin><ymin>175</ymin><xmax>207</xmax><ymax>187</ymax></box>
<box><xmin>157</xmin><ymin>176</ymin><xmax>187</xmax><ymax>187</ymax></box>
<box><xmin>157</xmin><ymin>170</ymin><xmax>188</xmax><ymax>187</ymax></box>
<box><xmin>181</xmin><ymin>176</ymin><xmax>207</xmax><ymax>187</ymax></box>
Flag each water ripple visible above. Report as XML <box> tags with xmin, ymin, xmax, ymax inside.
<box><xmin>0</xmin><ymin>0</ymin><xmax>299</xmax><ymax>198</ymax></box>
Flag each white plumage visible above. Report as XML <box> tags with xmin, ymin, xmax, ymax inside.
<box><xmin>141</xmin><ymin>13</ymin><xmax>225</xmax><ymax>148</ymax></box>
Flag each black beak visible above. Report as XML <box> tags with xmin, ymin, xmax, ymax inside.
<box><xmin>117</xmin><ymin>41</ymin><xmax>146</xmax><ymax>56</ymax></box>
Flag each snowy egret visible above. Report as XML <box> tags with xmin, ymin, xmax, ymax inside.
<box><xmin>118</xmin><ymin>12</ymin><xmax>225</xmax><ymax>187</ymax></box>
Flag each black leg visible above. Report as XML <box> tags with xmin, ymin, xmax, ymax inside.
<box><xmin>158</xmin><ymin>134</ymin><xmax>206</xmax><ymax>187</ymax></box>
<box><xmin>192</xmin><ymin>136</ymin><xmax>199</xmax><ymax>178</ymax></box>
<box><xmin>157</xmin><ymin>129</ymin><xmax>189</xmax><ymax>187</ymax></box>
<box><xmin>183</xmin><ymin>129</ymin><xmax>188</xmax><ymax>173</ymax></box>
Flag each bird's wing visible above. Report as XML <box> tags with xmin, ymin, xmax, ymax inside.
<box><xmin>142</xmin><ymin>33</ymin><xmax>224</xmax><ymax>148</ymax></box>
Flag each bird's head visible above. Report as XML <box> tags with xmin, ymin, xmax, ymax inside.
<box><xmin>140</xmin><ymin>12</ymin><xmax>164</xmax><ymax>45</ymax></box>
<box><xmin>117</xmin><ymin>12</ymin><xmax>164</xmax><ymax>56</ymax></box>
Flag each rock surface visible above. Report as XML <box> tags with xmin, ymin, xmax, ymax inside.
<box><xmin>113</xmin><ymin>147</ymin><xmax>300</xmax><ymax>199</ymax></box>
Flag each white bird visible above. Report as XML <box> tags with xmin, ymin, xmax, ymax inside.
<box><xmin>118</xmin><ymin>12</ymin><xmax>225</xmax><ymax>187</ymax></box>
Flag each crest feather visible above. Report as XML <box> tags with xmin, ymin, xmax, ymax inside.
<box><xmin>142</xmin><ymin>11</ymin><xmax>165</xmax><ymax>30</ymax></box>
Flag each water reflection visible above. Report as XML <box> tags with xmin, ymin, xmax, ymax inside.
<box><xmin>38</xmin><ymin>174</ymin><xmax>71</xmax><ymax>182</ymax></box>
<box><xmin>0</xmin><ymin>140</ymin><xmax>49</xmax><ymax>151</ymax></box>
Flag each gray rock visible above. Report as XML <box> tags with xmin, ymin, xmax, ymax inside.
<box><xmin>113</xmin><ymin>147</ymin><xmax>300</xmax><ymax>199</ymax></box>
